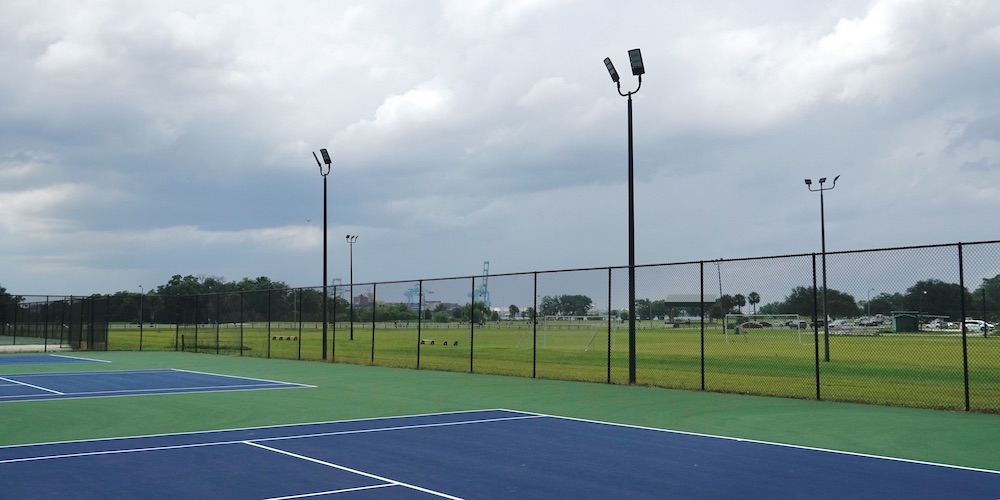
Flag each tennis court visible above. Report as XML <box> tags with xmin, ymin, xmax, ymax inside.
<box><xmin>0</xmin><ymin>368</ymin><xmax>312</xmax><ymax>402</ymax></box>
<box><xmin>0</xmin><ymin>353</ymin><xmax>108</xmax><ymax>365</ymax></box>
<box><xmin>1</xmin><ymin>408</ymin><xmax>998</xmax><ymax>499</ymax></box>
<box><xmin>1</xmin><ymin>351</ymin><xmax>998</xmax><ymax>498</ymax></box>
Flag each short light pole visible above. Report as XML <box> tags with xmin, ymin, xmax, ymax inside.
<box><xmin>604</xmin><ymin>48</ymin><xmax>644</xmax><ymax>385</ymax></box>
<box><xmin>805</xmin><ymin>175</ymin><xmax>839</xmax><ymax>362</ymax></box>
<box><xmin>313</xmin><ymin>149</ymin><xmax>332</xmax><ymax>360</ymax></box>
<box><xmin>346</xmin><ymin>234</ymin><xmax>358</xmax><ymax>341</ymax></box>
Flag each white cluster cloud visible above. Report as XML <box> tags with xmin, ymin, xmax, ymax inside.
<box><xmin>1</xmin><ymin>0</ymin><xmax>999</xmax><ymax>297</ymax></box>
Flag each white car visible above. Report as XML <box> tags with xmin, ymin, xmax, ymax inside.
<box><xmin>829</xmin><ymin>319</ymin><xmax>853</xmax><ymax>329</ymax></box>
<box><xmin>963</xmin><ymin>319</ymin><xmax>993</xmax><ymax>332</ymax></box>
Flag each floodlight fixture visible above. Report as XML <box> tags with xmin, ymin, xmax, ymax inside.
<box><xmin>602</xmin><ymin>47</ymin><xmax>645</xmax><ymax>384</ymax></box>
<box><xmin>804</xmin><ymin>174</ymin><xmax>841</xmax><ymax>362</ymax></box>
<box><xmin>312</xmin><ymin>148</ymin><xmax>334</xmax><ymax>360</ymax></box>
<box><xmin>628</xmin><ymin>48</ymin><xmax>644</xmax><ymax>76</ymax></box>
<box><xmin>604</xmin><ymin>57</ymin><xmax>620</xmax><ymax>83</ymax></box>
<box><xmin>346</xmin><ymin>234</ymin><xmax>359</xmax><ymax>341</ymax></box>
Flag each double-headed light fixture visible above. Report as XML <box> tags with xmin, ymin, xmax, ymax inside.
<box><xmin>805</xmin><ymin>175</ymin><xmax>839</xmax><ymax>362</ymax></box>
<box><xmin>346</xmin><ymin>234</ymin><xmax>359</xmax><ymax>341</ymax></box>
<box><xmin>603</xmin><ymin>48</ymin><xmax>644</xmax><ymax>385</ymax></box>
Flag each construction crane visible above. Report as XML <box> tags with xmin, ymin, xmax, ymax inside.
<box><xmin>471</xmin><ymin>261</ymin><xmax>491</xmax><ymax>308</ymax></box>
<box><xmin>405</xmin><ymin>284</ymin><xmax>434</xmax><ymax>311</ymax></box>
<box><xmin>404</xmin><ymin>285</ymin><xmax>419</xmax><ymax>308</ymax></box>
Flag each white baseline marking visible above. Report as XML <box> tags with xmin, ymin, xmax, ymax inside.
<box><xmin>263</xmin><ymin>483</ymin><xmax>395</xmax><ymax>499</ymax></box>
<box><xmin>244</xmin><ymin>441</ymin><xmax>464</xmax><ymax>500</ymax></box>
<box><xmin>506</xmin><ymin>409</ymin><xmax>1000</xmax><ymax>476</ymax></box>
<box><xmin>0</xmin><ymin>408</ymin><xmax>519</xmax><ymax>450</ymax></box>
<box><xmin>0</xmin><ymin>413</ymin><xmax>539</xmax><ymax>465</ymax></box>
<box><xmin>169</xmin><ymin>368</ymin><xmax>314</xmax><ymax>388</ymax></box>
<box><xmin>49</xmin><ymin>354</ymin><xmax>112</xmax><ymax>363</ymax></box>
<box><xmin>0</xmin><ymin>376</ymin><xmax>63</xmax><ymax>395</ymax></box>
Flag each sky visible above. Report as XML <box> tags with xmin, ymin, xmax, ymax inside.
<box><xmin>2</xmin><ymin>0</ymin><xmax>1000</xmax><ymax>300</ymax></box>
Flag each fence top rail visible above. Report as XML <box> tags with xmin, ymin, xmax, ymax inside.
<box><xmin>11</xmin><ymin>239</ymin><xmax>1000</xmax><ymax>299</ymax></box>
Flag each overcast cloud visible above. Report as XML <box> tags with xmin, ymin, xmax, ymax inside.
<box><xmin>2</xmin><ymin>0</ymin><xmax>1000</xmax><ymax>296</ymax></box>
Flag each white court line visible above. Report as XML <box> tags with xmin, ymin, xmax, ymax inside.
<box><xmin>247</xmin><ymin>414</ymin><xmax>543</xmax><ymax>444</ymax></box>
<box><xmin>0</xmin><ymin>413</ymin><xmax>540</xmax><ymax>465</ymax></box>
<box><xmin>0</xmin><ymin>376</ymin><xmax>63</xmax><ymax>395</ymax></box>
<box><xmin>263</xmin><ymin>483</ymin><xmax>395</xmax><ymax>499</ymax></box>
<box><xmin>7</xmin><ymin>369</ymin><xmax>176</xmax><ymax>378</ymax></box>
<box><xmin>49</xmin><ymin>354</ymin><xmax>112</xmax><ymax>363</ymax></box>
<box><xmin>0</xmin><ymin>408</ymin><xmax>517</xmax><ymax>450</ymax></box>
<box><xmin>170</xmin><ymin>368</ymin><xmax>315</xmax><ymax>388</ymax></box>
<box><xmin>507</xmin><ymin>409</ymin><xmax>1000</xmax><ymax>476</ymax></box>
<box><xmin>0</xmin><ymin>383</ymin><xmax>301</xmax><ymax>400</ymax></box>
<box><xmin>244</xmin><ymin>441</ymin><xmax>464</xmax><ymax>500</ymax></box>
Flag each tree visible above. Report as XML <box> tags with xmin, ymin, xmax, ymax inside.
<box><xmin>905</xmin><ymin>279</ymin><xmax>971</xmax><ymax>321</ymax></box>
<box><xmin>508</xmin><ymin>304</ymin><xmax>520</xmax><ymax>319</ymax></box>
<box><xmin>733</xmin><ymin>294</ymin><xmax>746</xmax><ymax>314</ymax></box>
<box><xmin>455</xmin><ymin>301</ymin><xmax>492</xmax><ymax>324</ymax></box>
<box><xmin>862</xmin><ymin>292</ymin><xmax>905</xmax><ymax>317</ymax></box>
<box><xmin>768</xmin><ymin>286</ymin><xmax>859</xmax><ymax>318</ymax></box>
<box><xmin>971</xmin><ymin>275</ymin><xmax>1000</xmax><ymax>322</ymax></box>
<box><xmin>538</xmin><ymin>294</ymin><xmax>594</xmax><ymax>317</ymax></box>
<box><xmin>748</xmin><ymin>292</ymin><xmax>760</xmax><ymax>315</ymax></box>
<box><xmin>635</xmin><ymin>299</ymin><xmax>652</xmax><ymax>320</ymax></box>
<box><xmin>718</xmin><ymin>295</ymin><xmax>734</xmax><ymax>314</ymax></box>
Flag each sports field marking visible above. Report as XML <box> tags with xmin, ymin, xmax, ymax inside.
<box><xmin>0</xmin><ymin>411</ymin><xmax>540</xmax><ymax>464</ymax></box>
<box><xmin>245</xmin><ymin>441</ymin><xmax>463</xmax><ymax>500</ymax></box>
<box><xmin>0</xmin><ymin>369</ymin><xmax>313</xmax><ymax>403</ymax></box>
<box><xmin>0</xmin><ymin>375</ymin><xmax>64</xmax><ymax>395</ymax></box>
<box><xmin>50</xmin><ymin>354</ymin><xmax>111</xmax><ymax>363</ymax></box>
<box><xmin>0</xmin><ymin>353</ymin><xmax>109</xmax><ymax>365</ymax></box>
<box><xmin>1</xmin><ymin>409</ymin><xmax>997</xmax><ymax>499</ymax></box>
<box><xmin>515</xmin><ymin>409</ymin><xmax>1000</xmax><ymax>475</ymax></box>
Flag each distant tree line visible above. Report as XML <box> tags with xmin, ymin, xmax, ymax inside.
<box><xmin>5</xmin><ymin>271</ymin><xmax>1000</xmax><ymax>325</ymax></box>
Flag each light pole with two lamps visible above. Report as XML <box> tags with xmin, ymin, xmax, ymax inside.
<box><xmin>805</xmin><ymin>175</ymin><xmax>839</xmax><ymax>362</ymax></box>
<box><xmin>603</xmin><ymin>48</ymin><xmax>644</xmax><ymax>384</ymax></box>
<box><xmin>346</xmin><ymin>234</ymin><xmax>358</xmax><ymax>341</ymax></box>
<box><xmin>313</xmin><ymin>149</ymin><xmax>332</xmax><ymax>360</ymax></box>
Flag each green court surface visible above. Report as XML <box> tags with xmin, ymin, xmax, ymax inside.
<box><xmin>0</xmin><ymin>351</ymin><xmax>997</xmax><ymax>473</ymax></box>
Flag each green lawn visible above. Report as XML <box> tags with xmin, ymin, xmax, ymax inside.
<box><xmin>106</xmin><ymin>322</ymin><xmax>1000</xmax><ymax>412</ymax></box>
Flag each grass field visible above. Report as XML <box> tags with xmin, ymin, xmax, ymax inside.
<box><xmin>103</xmin><ymin>321</ymin><xmax>1000</xmax><ymax>412</ymax></box>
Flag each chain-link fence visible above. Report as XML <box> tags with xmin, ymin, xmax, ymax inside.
<box><xmin>0</xmin><ymin>295</ymin><xmax>106</xmax><ymax>351</ymax></box>
<box><xmin>13</xmin><ymin>240</ymin><xmax>1000</xmax><ymax>412</ymax></box>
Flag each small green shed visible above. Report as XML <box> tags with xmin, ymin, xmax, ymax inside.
<box><xmin>892</xmin><ymin>313</ymin><xmax>918</xmax><ymax>333</ymax></box>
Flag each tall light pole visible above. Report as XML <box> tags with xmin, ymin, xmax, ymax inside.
<box><xmin>313</xmin><ymin>149</ymin><xmax>332</xmax><ymax>360</ymax></box>
<box><xmin>805</xmin><ymin>175</ymin><xmax>839</xmax><ymax>362</ymax></box>
<box><xmin>604</xmin><ymin>48</ymin><xmax>644</xmax><ymax>384</ymax></box>
<box><xmin>346</xmin><ymin>234</ymin><xmax>358</xmax><ymax>341</ymax></box>
<box><xmin>867</xmin><ymin>288</ymin><xmax>876</xmax><ymax>319</ymax></box>
<box><xmin>138</xmin><ymin>285</ymin><xmax>144</xmax><ymax>351</ymax></box>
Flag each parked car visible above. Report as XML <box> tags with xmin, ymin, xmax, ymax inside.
<box><xmin>857</xmin><ymin>317</ymin><xmax>880</xmax><ymax>327</ymax></box>
<box><xmin>926</xmin><ymin>319</ymin><xmax>949</xmax><ymax>329</ymax></box>
<box><xmin>963</xmin><ymin>319</ymin><xmax>994</xmax><ymax>332</ymax></box>
<box><xmin>739</xmin><ymin>321</ymin><xmax>764</xmax><ymax>329</ymax></box>
<box><xmin>829</xmin><ymin>319</ymin><xmax>852</xmax><ymax>329</ymax></box>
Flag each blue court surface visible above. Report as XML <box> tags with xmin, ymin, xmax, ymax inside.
<box><xmin>0</xmin><ymin>409</ymin><xmax>996</xmax><ymax>499</ymax></box>
<box><xmin>0</xmin><ymin>354</ymin><xmax>108</xmax><ymax>365</ymax></box>
<box><xmin>0</xmin><ymin>369</ymin><xmax>313</xmax><ymax>402</ymax></box>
